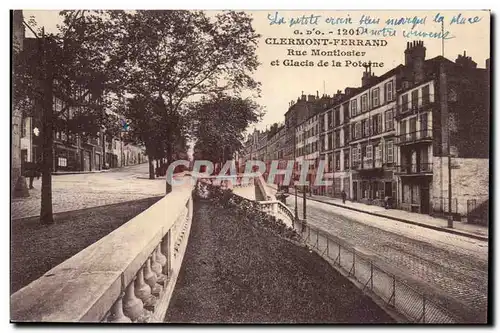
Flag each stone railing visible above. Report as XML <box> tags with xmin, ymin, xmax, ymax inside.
<box><xmin>256</xmin><ymin>200</ymin><xmax>295</xmax><ymax>228</ymax></box>
<box><xmin>254</xmin><ymin>174</ymin><xmax>276</xmax><ymax>201</ymax></box>
<box><xmin>197</xmin><ymin>175</ymin><xmax>254</xmax><ymax>190</ymax></box>
<box><xmin>11</xmin><ymin>181</ymin><xmax>194</xmax><ymax>323</ymax></box>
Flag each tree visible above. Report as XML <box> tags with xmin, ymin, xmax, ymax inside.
<box><xmin>107</xmin><ymin>10</ymin><xmax>261</xmax><ymax>193</ymax></box>
<box><xmin>13</xmin><ymin>11</ymin><xmax>117</xmax><ymax>224</ymax></box>
<box><xmin>191</xmin><ymin>94</ymin><xmax>263</xmax><ymax>170</ymax></box>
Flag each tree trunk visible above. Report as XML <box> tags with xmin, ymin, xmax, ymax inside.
<box><xmin>165</xmin><ymin>141</ymin><xmax>173</xmax><ymax>194</ymax></box>
<box><xmin>148</xmin><ymin>156</ymin><xmax>155</xmax><ymax>180</ymax></box>
<box><xmin>102</xmin><ymin>131</ymin><xmax>106</xmax><ymax>169</ymax></box>
<box><xmin>40</xmin><ymin>64</ymin><xmax>54</xmax><ymax>225</ymax></box>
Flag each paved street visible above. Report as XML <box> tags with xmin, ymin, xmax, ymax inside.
<box><xmin>11</xmin><ymin>163</ymin><xmax>168</xmax><ymax>220</ymax></box>
<box><xmin>286</xmin><ymin>195</ymin><xmax>488</xmax><ymax>322</ymax></box>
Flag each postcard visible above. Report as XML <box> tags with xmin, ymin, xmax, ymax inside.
<box><xmin>10</xmin><ymin>9</ymin><xmax>490</xmax><ymax>324</ymax></box>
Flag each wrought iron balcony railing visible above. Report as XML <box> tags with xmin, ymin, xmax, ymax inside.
<box><xmin>396</xmin><ymin>129</ymin><xmax>433</xmax><ymax>145</ymax></box>
<box><xmin>395</xmin><ymin>99</ymin><xmax>435</xmax><ymax>119</ymax></box>
<box><xmin>395</xmin><ymin>163</ymin><xmax>433</xmax><ymax>175</ymax></box>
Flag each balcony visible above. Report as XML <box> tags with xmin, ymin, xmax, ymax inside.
<box><xmin>395</xmin><ymin>100</ymin><xmax>434</xmax><ymax>120</ymax></box>
<box><xmin>395</xmin><ymin>163</ymin><xmax>433</xmax><ymax>175</ymax></box>
<box><xmin>396</xmin><ymin>129</ymin><xmax>433</xmax><ymax>145</ymax></box>
<box><xmin>352</xmin><ymin>158</ymin><xmax>384</xmax><ymax>171</ymax></box>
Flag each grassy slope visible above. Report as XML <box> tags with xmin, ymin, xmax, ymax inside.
<box><xmin>165</xmin><ymin>201</ymin><xmax>394</xmax><ymax>323</ymax></box>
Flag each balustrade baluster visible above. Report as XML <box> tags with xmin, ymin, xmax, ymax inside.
<box><xmin>134</xmin><ymin>266</ymin><xmax>155</xmax><ymax>309</ymax></box>
<box><xmin>161</xmin><ymin>234</ymin><xmax>171</xmax><ymax>275</ymax></box>
<box><xmin>123</xmin><ymin>277</ymin><xmax>144</xmax><ymax>322</ymax></box>
<box><xmin>144</xmin><ymin>257</ymin><xmax>162</xmax><ymax>296</ymax></box>
<box><xmin>152</xmin><ymin>251</ymin><xmax>167</xmax><ymax>285</ymax></box>
<box><xmin>107</xmin><ymin>292</ymin><xmax>132</xmax><ymax>323</ymax></box>
<box><xmin>155</xmin><ymin>244</ymin><xmax>167</xmax><ymax>267</ymax></box>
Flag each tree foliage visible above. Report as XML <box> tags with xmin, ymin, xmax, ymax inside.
<box><xmin>191</xmin><ymin>94</ymin><xmax>263</xmax><ymax>164</ymax></box>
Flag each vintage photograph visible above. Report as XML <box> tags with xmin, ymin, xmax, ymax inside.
<box><xmin>10</xmin><ymin>9</ymin><xmax>490</xmax><ymax>324</ymax></box>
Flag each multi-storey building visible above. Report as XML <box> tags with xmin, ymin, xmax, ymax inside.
<box><xmin>394</xmin><ymin>41</ymin><xmax>490</xmax><ymax>218</ymax></box>
<box><xmin>348</xmin><ymin>66</ymin><xmax>404</xmax><ymax>205</ymax></box>
<box><xmin>319</xmin><ymin>90</ymin><xmax>352</xmax><ymax>196</ymax></box>
<box><xmin>20</xmin><ymin>37</ymin><xmax>147</xmax><ymax>174</ymax></box>
<box><xmin>284</xmin><ymin>93</ymin><xmax>327</xmax><ymax>164</ymax></box>
<box><xmin>260</xmin><ymin>40</ymin><xmax>488</xmax><ymax>222</ymax></box>
<box><xmin>257</xmin><ymin>130</ymin><xmax>268</xmax><ymax>162</ymax></box>
<box><xmin>295</xmin><ymin>112</ymin><xmax>321</xmax><ymax>192</ymax></box>
<box><xmin>239</xmin><ymin>129</ymin><xmax>261</xmax><ymax>172</ymax></box>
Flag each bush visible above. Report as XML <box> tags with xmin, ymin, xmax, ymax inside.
<box><xmin>193</xmin><ymin>181</ymin><xmax>300</xmax><ymax>242</ymax></box>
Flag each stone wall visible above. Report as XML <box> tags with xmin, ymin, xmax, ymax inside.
<box><xmin>431</xmin><ymin>156</ymin><xmax>489</xmax><ymax>216</ymax></box>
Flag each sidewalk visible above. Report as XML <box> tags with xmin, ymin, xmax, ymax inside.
<box><xmin>52</xmin><ymin>169</ymin><xmax>110</xmax><ymax>175</ymax></box>
<box><xmin>267</xmin><ymin>184</ymin><xmax>488</xmax><ymax>241</ymax></box>
<box><xmin>301</xmin><ymin>191</ymin><xmax>488</xmax><ymax>241</ymax></box>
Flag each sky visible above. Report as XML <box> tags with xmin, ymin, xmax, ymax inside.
<box><xmin>24</xmin><ymin>10</ymin><xmax>490</xmax><ymax>135</ymax></box>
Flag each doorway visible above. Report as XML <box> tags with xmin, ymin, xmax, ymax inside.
<box><xmin>420</xmin><ymin>185</ymin><xmax>430</xmax><ymax>214</ymax></box>
<box><xmin>82</xmin><ymin>151</ymin><xmax>91</xmax><ymax>171</ymax></box>
<box><xmin>385</xmin><ymin>182</ymin><xmax>392</xmax><ymax>198</ymax></box>
<box><xmin>352</xmin><ymin>181</ymin><xmax>358</xmax><ymax>201</ymax></box>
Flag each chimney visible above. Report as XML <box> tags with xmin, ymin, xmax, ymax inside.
<box><xmin>307</xmin><ymin>94</ymin><xmax>316</xmax><ymax>102</ymax></box>
<box><xmin>404</xmin><ymin>40</ymin><xmax>426</xmax><ymax>83</ymax></box>
<box><xmin>455</xmin><ymin>51</ymin><xmax>477</xmax><ymax>69</ymax></box>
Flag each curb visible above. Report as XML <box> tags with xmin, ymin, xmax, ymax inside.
<box><xmin>305</xmin><ymin>196</ymin><xmax>488</xmax><ymax>242</ymax></box>
<box><xmin>52</xmin><ymin>170</ymin><xmax>110</xmax><ymax>176</ymax></box>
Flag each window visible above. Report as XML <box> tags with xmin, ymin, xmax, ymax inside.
<box><xmin>335</xmin><ymin>130</ymin><xmax>341</xmax><ymax>148</ymax></box>
<box><xmin>350</xmin><ymin>100</ymin><xmax>357</xmax><ymax>117</ymax></box>
<box><xmin>422</xmin><ymin>85</ymin><xmax>430</xmax><ymax>105</ymax></box>
<box><xmin>420</xmin><ymin>113</ymin><xmax>428</xmax><ymax>130</ymax></box>
<box><xmin>351</xmin><ymin>124</ymin><xmax>355</xmax><ymax>140</ymax></box>
<box><xmin>411</xmin><ymin>90</ymin><xmax>419</xmax><ymax>110</ymax></box>
<box><xmin>58</xmin><ymin>157</ymin><xmax>67</xmax><ymax>167</ymax></box>
<box><xmin>361</xmin><ymin>94</ymin><xmax>368</xmax><ymax>112</ymax></box>
<box><xmin>400</xmin><ymin>120</ymin><xmax>406</xmax><ymax>135</ymax></box>
<box><xmin>343</xmin><ymin>104</ymin><xmax>349</xmax><ymax>123</ymax></box>
<box><xmin>328</xmin><ymin>154</ymin><xmax>333</xmax><ymax>171</ymax></box>
<box><xmin>401</xmin><ymin>94</ymin><xmax>409</xmax><ymax>112</ymax></box>
<box><xmin>375</xmin><ymin>145</ymin><xmax>381</xmax><ymax>160</ymax></box>
<box><xmin>363</xmin><ymin>119</ymin><xmax>370</xmax><ymax>137</ymax></box>
<box><xmin>335</xmin><ymin>108</ymin><xmax>340</xmax><ymax>126</ymax></box>
<box><xmin>344</xmin><ymin>125</ymin><xmax>350</xmax><ymax>144</ymax></box>
<box><xmin>385</xmin><ymin>81</ymin><xmax>394</xmax><ymax>102</ymax></box>
<box><xmin>366</xmin><ymin>145</ymin><xmax>373</xmax><ymax>160</ymax></box>
<box><xmin>335</xmin><ymin>152</ymin><xmax>341</xmax><ymax>171</ymax></box>
<box><xmin>355</xmin><ymin>122</ymin><xmax>361</xmax><ymax>139</ymax></box>
<box><xmin>344</xmin><ymin>150</ymin><xmax>350</xmax><ymax>169</ymax></box>
<box><xmin>386</xmin><ymin>141</ymin><xmax>394</xmax><ymax>163</ymax></box>
<box><xmin>372</xmin><ymin>114</ymin><xmax>382</xmax><ymax>135</ymax></box>
<box><xmin>372</xmin><ymin>88</ymin><xmax>380</xmax><ymax>107</ymax></box>
<box><xmin>21</xmin><ymin>118</ymin><xmax>27</xmax><ymax>138</ymax></box>
<box><xmin>385</xmin><ymin>109</ymin><xmax>394</xmax><ymax>131</ymax></box>
<box><xmin>352</xmin><ymin>147</ymin><xmax>358</xmax><ymax>162</ymax></box>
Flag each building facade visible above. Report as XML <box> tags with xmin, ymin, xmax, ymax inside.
<box><xmin>243</xmin><ymin>40</ymin><xmax>489</xmax><ymax>222</ymax></box>
<box><xmin>295</xmin><ymin>113</ymin><xmax>320</xmax><ymax>192</ymax></box>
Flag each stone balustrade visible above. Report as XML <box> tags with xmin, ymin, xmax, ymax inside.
<box><xmin>11</xmin><ymin>180</ymin><xmax>194</xmax><ymax>323</ymax></box>
<box><xmin>255</xmin><ymin>200</ymin><xmax>295</xmax><ymax>228</ymax></box>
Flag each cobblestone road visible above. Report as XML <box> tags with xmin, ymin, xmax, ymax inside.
<box><xmin>288</xmin><ymin>198</ymin><xmax>488</xmax><ymax>322</ymax></box>
<box><xmin>11</xmin><ymin>163</ymin><xmax>168</xmax><ymax>220</ymax></box>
